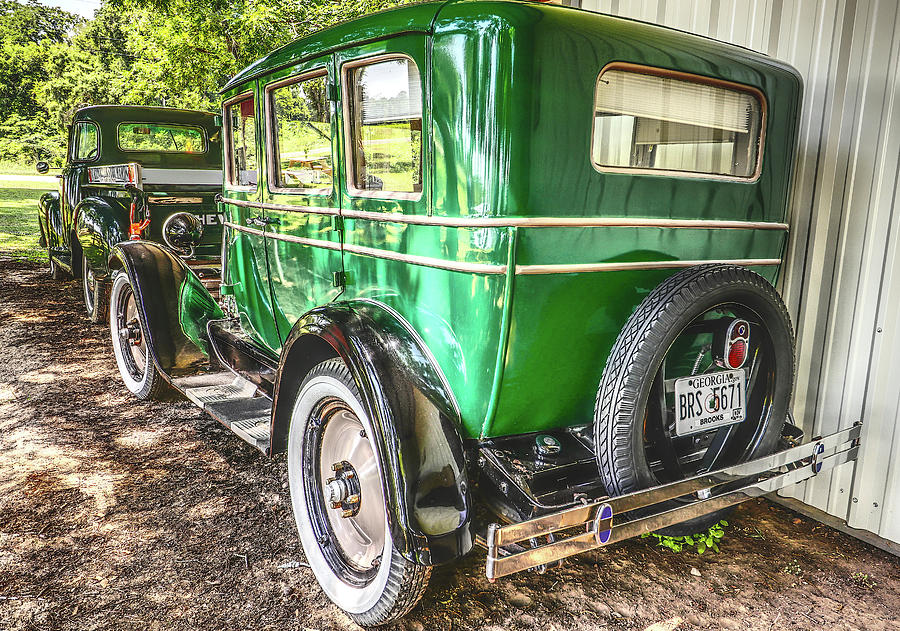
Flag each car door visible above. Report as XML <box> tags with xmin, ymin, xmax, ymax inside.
<box><xmin>53</xmin><ymin>121</ymin><xmax>97</xmax><ymax>255</ymax></box>
<box><xmin>334</xmin><ymin>38</ymin><xmax>438</xmax><ymax>312</ymax></box>
<box><xmin>221</xmin><ymin>86</ymin><xmax>281</xmax><ymax>354</ymax></box>
<box><xmin>260</xmin><ymin>54</ymin><xmax>344</xmax><ymax>349</ymax></box>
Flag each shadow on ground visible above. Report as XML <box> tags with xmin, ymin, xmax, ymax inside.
<box><xmin>1</xmin><ymin>258</ymin><xmax>898</xmax><ymax>631</ymax></box>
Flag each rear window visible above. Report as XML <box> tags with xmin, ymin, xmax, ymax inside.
<box><xmin>592</xmin><ymin>66</ymin><xmax>764</xmax><ymax>179</ymax></box>
<box><xmin>118</xmin><ymin>123</ymin><xmax>206</xmax><ymax>153</ymax></box>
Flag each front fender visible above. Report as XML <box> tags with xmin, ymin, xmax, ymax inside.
<box><xmin>39</xmin><ymin>191</ymin><xmax>61</xmax><ymax>248</ymax></box>
<box><xmin>110</xmin><ymin>241</ymin><xmax>222</xmax><ymax>378</ymax></box>
<box><xmin>76</xmin><ymin>196</ymin><xmax>129</xmax><ymax>278</ymax></box>
<box><xmin>272</xmin><ymin>300</ymin><xmax>472</xmax><ymax>566</ymax></box>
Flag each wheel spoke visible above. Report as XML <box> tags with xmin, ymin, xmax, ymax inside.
<box><xmin>645</xmin><ymin>365</ymin><xmax>683</xmax><ymax>479</ymax></box>
<box><xmin>699</xmin><ymin>425</ymin><xmax>735</xmax><ymax>472</ymax></box>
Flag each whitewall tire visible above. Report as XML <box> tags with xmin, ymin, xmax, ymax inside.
<box><xmin>287</xmin><ymin>358</ymin><xmax>430</xmax><ymax>626</ymax></box>
<box><xmin>109</xmin><ymin>272</ymin><xmax>169</xmax><ymax>400</ymax></box>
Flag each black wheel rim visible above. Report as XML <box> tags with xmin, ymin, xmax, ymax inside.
<box><xmin>114</xmin><ymin>282</ymin><xmax>147</xmax><ymax>381</ymax></box>
<box><xmin>641</xmin><ymin>302</ymin><xmax>777</xmax><ymax>483</ymax></box>
<box><xmin>302</xmin><ymin>397</ymin><xmax>382</xmax><ymax>587</ymax></box>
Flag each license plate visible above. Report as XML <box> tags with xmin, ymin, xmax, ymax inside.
<box><xmin>674</xmin><ymin>369</ymin><xmax>746</xmax><ymax>435</ymax></box>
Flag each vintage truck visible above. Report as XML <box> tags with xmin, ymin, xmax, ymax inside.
<box><xmin>36</xmin><ymin>105</ymin><xmax>223</xmax><ymax>332</ymax></box>
<box><xmin>105</xmin><ymin>1</ymin><xmax>861</xmax><ymax>626</ymax></box>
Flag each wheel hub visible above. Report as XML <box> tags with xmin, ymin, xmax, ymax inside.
<box><xmin>119</xmin><ymin>318</ymin><xmax>142</xmax><ymax>346</ymax></box>
<box><xmin>326</xmin><ymin>460</ymin><xmax>361</xmax><ymax>518</ymax></box>
<box><xmin>315</xmin><ymin>403</ymin><xmax>386</xmax><ymax>573</ymax></box>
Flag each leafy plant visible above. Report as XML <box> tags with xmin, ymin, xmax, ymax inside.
<box><xmin>781</xmin><ymin>560</ymin><xmax>802</xmax><ymax>575</ymax></box>
<box><xmin>641</xmin><ymin>520</ymin><xmax>728</xmax><ymax>554</ymax></box>
<box><xmin>850</xmin><ymin>572</ymin><xmax>877</xmax><ymax>589</ymax></box>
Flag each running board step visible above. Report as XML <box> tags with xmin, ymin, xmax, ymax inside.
<box><xmin>485</xmin><ymin>423</ymin><xmax>862</xmax><ymax>580</ymax></box>
<box><xmin>173</xmin><ymin>372</ymin><xmax>272</xmax><ymax>453</ymax></box>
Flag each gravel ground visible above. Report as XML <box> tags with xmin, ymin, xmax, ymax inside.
<box><xmin>1</xmin><ymin>257</ymin><xmax>899</xmax><ymax>631</ymax></box>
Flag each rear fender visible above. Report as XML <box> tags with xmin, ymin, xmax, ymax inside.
<box><xmin>272</xmin><ymin>300</ymin><xmax>472</xmax><ymax>566</ymax></box>
<box><xmin>75</xmin><ymin>196</ymin><xmax>129</xmax><ymax>279</ymax></box>
<box><xmin>109</xmin><ymin>241</ymin><xmax>223</xmax><ymax>377</ymax></box>
<box><xmin>39</xmin><ymin>192</ymin><xmax>61</xmax><ymax>249</ymax></box>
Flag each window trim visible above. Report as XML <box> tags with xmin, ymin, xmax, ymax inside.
<box><xmin>264</xmin><ymin>68</ymin><xmax>334</xmax><ymax>197</ymax></box>
<box><xmin>341</xmin><ymin>53</ymin><xmax>424</xmax><ymax>202</ymax></box>
<box><xmin>115</xmin><ymin>122</ymin><xmax>208</xmax><ymax>154</ymax></box>
<box><xmin>71</xmin><ymin>121</ymin><xmax>100</xmax><ymax>163</ymax></box>
<box><xmin>223</xmin><ymin>91</ymin><xmax>259</xmax><ymax>192</ymax></box>
<box><xmin>589</xmin><ymin>62</ymin><xmax>767</xmax><ymax>183</ymax></box>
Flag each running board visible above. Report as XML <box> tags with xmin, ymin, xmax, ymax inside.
<box><xmin>172</xmin><ymin>372</ymin><xmax>272</xmax><ymax>453</ymax></box>
<box><xmin>485</xmin><ymin>423</ymin><xmax>862</xmax><ymax>580</ymax></box>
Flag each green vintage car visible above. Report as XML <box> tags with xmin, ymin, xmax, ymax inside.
<box><xmin>37</xmin><ymin>105</ymin><xmax>223</xmax><ymax>329</ymax></box>
<box><xmin>106</xmin><ymin>1</ymin><xmax>862</xmax><ymax>625</ymax></box>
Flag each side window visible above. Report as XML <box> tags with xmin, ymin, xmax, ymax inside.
<box><xmin>226</xmin><ymin>95</ymin><xmax>258</xmax><ymax>187</ymax></box>
<box><xmin>269</xmin><ymin>73</ymin><xmax>332</xmax><ymax>192</ymax></box>
<box><xmin>346</xmin><ymin>56</ymin><xmax>422</xmax><ymax>195</ymax></box>
<box><xmin>592</xmin><ymin>66</ymin><xmax>763</xmax><ymax>179</ymax></box>
<box><xmin>73</xmin><ymin>122</ymin><xmax>99</xmax><ymax>161</ymax></box>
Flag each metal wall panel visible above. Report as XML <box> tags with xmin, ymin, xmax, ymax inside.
<box><xmin>579</xmin><ymin>0</ymin><xmax>900</xmax><ymax>543</ymax></box>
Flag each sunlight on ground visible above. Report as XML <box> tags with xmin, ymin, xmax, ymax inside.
<box><xmin>17</xmin><ymin>370</ymin><xmax>57</xmax><ymax>384</ymax></box>
<box><xmin>115</xmin><ymin>427</ymin><xmax>165</xmax><ymax>449</ymax></box>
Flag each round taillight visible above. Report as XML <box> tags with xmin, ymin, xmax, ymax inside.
<box><xmin>727</xmin><ymin>339</ymin><xmax>747</xmax><ymax>369</ymax></box>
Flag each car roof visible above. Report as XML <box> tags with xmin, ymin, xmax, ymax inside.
<box><xmin>221</xmin><ymin>0</ymin><xmax>795</xmax><ymax>95</ymax></box>
<box><xmin>73</xmin><ymin>105</ymin><xmax>218</xmax><ymax>126</ymax></box>
<box><xmin>221</xmin><ymin>1</ymin><xmax>446</xmax><ymax>93</ymax></box>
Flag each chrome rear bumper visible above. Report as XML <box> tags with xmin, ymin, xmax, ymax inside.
<box><xmin>485</xmin><ymin>423</ymin><xmax>861</xmax><ymax>580</ymax></box>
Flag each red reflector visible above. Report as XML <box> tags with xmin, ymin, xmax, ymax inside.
<box><xmin>728</xmin><ymin>339</ymin><xmax>747</xmax><ymax>369</ymax></box>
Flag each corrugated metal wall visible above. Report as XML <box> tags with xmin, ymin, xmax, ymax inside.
<box><xmin>578</xmin><ymin>0</ymin><xmax>900</xmax><ymax>543</ymax></box>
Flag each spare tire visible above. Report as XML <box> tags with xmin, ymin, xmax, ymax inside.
<box><xmin>593</xmin><ymin>264</ymin><xmax>795</xmax><ymax>535</ymax></box>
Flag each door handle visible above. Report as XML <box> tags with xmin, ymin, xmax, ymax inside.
<box><xmin>246</xmin><ymin>215</ymin><xmax>280</xmax><ymax>227</ymax></box>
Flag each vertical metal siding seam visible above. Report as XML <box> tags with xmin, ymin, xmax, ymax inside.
<box><xmin>827</xmin><ymin>0</ymin><xmax>896</xmax><ymax>522</ymax></box>
<box><xmin>784</xmin><ymin>0</ymin><xmax>844</xmax><ymax>460</ymax></box>
<box><xmin>802</xmin><ymin>0</ymin><xmax>868</xmax><ymax>511</ymax></box>
<box><xmin>846</xmin><ymin>0</ymin><xmax>900</xmax><ymax>535</ymax></box>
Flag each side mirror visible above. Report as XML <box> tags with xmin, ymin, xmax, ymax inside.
<box><xmin>162</xmin><ymin>212</ymin><xmax>203</xmax><ymax>258</ymax></box>
<box><xmin>35</xmin><ymin>161</ymin><xmax>49</xmax><ymax>174</ymax></box>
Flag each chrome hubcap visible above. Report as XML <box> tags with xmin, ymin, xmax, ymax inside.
<box><xmin>115</xmin><ymin>285</ymin><xmax>147</xmax><ymax>376</ymax></box>
<box><xmin>319</xmin><ymin>407</ymin><xmax>384</xmax><ymax>571</ymax></box>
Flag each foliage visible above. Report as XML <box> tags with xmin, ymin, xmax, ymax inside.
<box><xmin>850</xmin><ymin>572</ymin><xmax>877</xmax><ymax>589</ymax></box>
<box><xmin>0</xmin><ymin>0</ymin><xmax>412</xmax><ymax>168</ymax></box>
<box><xmin>641</xmin><ymin>520</ymin><xmax>729</xmax><ymax>554</ymax></box>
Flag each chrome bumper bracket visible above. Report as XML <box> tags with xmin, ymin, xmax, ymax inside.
<box><xmin>485</xmin><ymin>423</ymin><xmax>861</xmax><ymax>580</ymax></box>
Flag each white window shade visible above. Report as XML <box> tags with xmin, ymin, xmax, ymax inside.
<box><xmin>358</xmin><ymin>59</ymin><xmax>422</xmax><ymax>124</ymax></box>
<box><xmin>595</xmin><ymin>70</ymin><xmax>759</xmax><ymax>134</ymax></box>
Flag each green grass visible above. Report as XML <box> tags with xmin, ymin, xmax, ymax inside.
<box><xmin>0</xmin><ymin>178</ymin><xmax>49</xmax><ymax>262</ymax></box>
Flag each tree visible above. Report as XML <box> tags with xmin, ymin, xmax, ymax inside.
<box><xmin>0</xmin><ymin>0</ymin><xmax>82</xmax><ymax>161</ymax></box>
<box><xmin>0</xmin><ymin>0</ymin><xmax>412</xmax><ymax>165</ymax></box>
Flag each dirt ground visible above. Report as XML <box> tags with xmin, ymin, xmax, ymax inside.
<box><xmin>1</xmin><ymin>258</ymin><xmax>898</xmax><ymax>631</ymax></box>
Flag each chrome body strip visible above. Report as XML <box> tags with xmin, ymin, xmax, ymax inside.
<box><xmin>218</xmin><ymin>198</ymin><xmax>788</xmax><ymax>231</ymax></box>
<box><xmin>224</xmin><ymin>221</ymin><xmax>504</xmax><ymax>273</ymax></box>
<box><xmin>220</xmin><ymin>197</ymin><xmax>339</xmax><ymax>217</ymax></box>
<box><xmin>343</xmin><ymin>242</ymin><xmax>507</xmax><ymax>275</ymax></box>
<box><xmin>485</xmin><ymin>424</ymin><xmax>861</xmax><ymax>579</ymax></box>
<box><xmin>224</xmin><ymin>221</ymin><xmax>341</xmax><ymax>251</ymax></box>
<box><xmin>225</xmin><ymin>219</ymin><xmax>776</xmax><ymax>276</ymax></box>
<box><xmin>515</xmin><ymin>258</ymin><xmax>782</xmax><ymax>275</ymax></box>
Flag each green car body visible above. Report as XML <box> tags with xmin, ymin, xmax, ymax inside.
<box><xmin>38</xmin><ymin>105</ymin><xmax>224</xmax><ymax>285</ymax></box>
<box><xmin>212</xmin><ymin>0</ymin><xmax>800</xmax><ymax>441</ymax></box>
<box><xmin>104</xmin><ymin>1</ymin><xmax>810</xmax><ymax>612</ymax></box>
